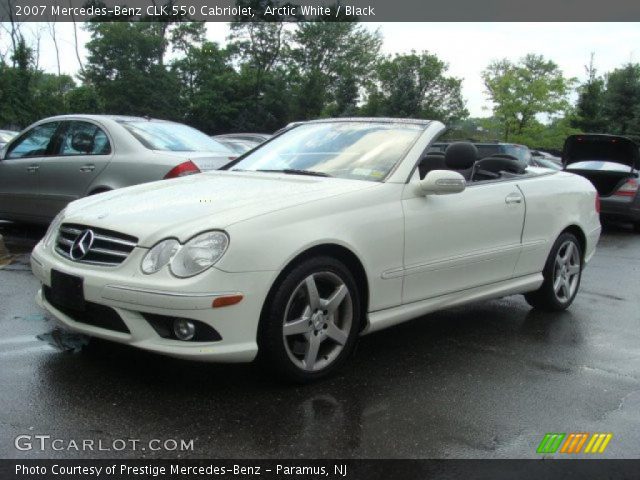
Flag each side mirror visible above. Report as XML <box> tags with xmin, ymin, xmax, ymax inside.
<box><xmin>418</xmin><ymin>170</ymin><xmax>466</xmax><ymax>195</ymax></box>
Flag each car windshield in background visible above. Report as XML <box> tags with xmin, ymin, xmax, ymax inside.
<box><xmin>475</xmin><ymin>144</ymin><xmax>530</xmax><ymax>163</ymax></box>
<box><xmin>120</xmin><ymin>121</ymin><xmax>233</xmax><ymax>153</ymax></box>
<box><xmin>0</xmin><ymin>130</ymin><xmax>17</xmax><ymax>143</ymax></box>
<box><xmin>230</xmin><ymin>122</ymin><xmax>423</xmax><ymax>182</ymax></box>
<box><xmin>502</xmin><ymin>145</ymin><xmax>531</xmax><ymax>163</ymax></box>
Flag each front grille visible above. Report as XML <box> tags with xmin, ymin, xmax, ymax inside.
<box><xmin>55</xmin><ymin>223</ymin><xmax>138</xmax><ymax>266</ymax></box>
<box><xmin>43</xmin><ymin>286</ymin><xmax>131</xmax><ymax>334</ymax></box>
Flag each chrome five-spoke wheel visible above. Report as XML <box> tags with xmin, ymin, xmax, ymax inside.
<box><xmin>553</xmin><ymin>240</ymin><xmax>581</xmax><ymax>303</ymax></box>
<box><xmin>259</xmin><ymin>256</ymin><xmax>361</xmax><ymax>382</ymax></box>
<box><xmin>524</xmin><ymin>232</ymin><xmax>582</xmax><ymax>312</ymax></box>
<box><xmin>282</xmin><ymin>272</ymin><xmax>353</xmax><ymax>372</ymax></box>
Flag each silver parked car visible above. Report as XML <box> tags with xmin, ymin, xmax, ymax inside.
<box><xmin>0</xmin><ymin>129</ymin><xmax>18</xmax><ymax>149</ymax></box>
<box><xmin>0</xmin><ymin>115</ymin><xmax>236</xmax><ymax>224</ymax></box>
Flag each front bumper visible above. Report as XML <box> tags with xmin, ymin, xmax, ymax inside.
<box><xmin>31</xmin><ymin>242</ymin><xmax>277</xmax><ymax>363</ymax></box>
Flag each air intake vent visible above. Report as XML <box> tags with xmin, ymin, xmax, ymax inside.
<box><xmin>55</xmin><ymin>224</ymin><xmax>138</xmax><ymax>266</ymax></box>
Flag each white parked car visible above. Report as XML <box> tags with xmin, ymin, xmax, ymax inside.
<box><xmin>30</xmin><ymin>118</ymin><xmax>602</xmax><ymax>382</ymax></box>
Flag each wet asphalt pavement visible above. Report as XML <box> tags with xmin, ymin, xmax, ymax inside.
<box><xmin>0</xmin><ymin>221</ymin><xmax>639</xmax><ymax>459</ymax></box>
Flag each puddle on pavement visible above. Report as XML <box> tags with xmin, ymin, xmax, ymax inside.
<box><xmin>37</xmin><ymin>328</ymin><xmax>90</xmax><ymax>353</ymax></box>
<box><xmin>0</xmin><ymin>253</ymin><xmax>32</xmax><ymax>270</ymax></box>
<box><xmin>14</xmin><ymin>313</ymin><xmax>48</xmax><ymax>322</ymax></box>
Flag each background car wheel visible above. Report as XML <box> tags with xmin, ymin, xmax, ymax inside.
<box><xmin>258</xmin><ymin>256</ymin><xmax>362</xmax><ymax>383</ymax></box>
<box><xmin>524</xmin><ymin>232</ymin><xmax>582</xmax><ymax>312</ymax></box>
<box><xmin>634</xmin><ymin>222</ymin><xmax>640</xmax><ymax>233</ymax></box>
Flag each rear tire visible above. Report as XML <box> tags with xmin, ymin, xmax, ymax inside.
<box><xmin>258</xmin><ymin>256</ymin><xmax>362</xmax><ymax>383</ymax></box>
<box><xmin>524</xmin><ymin>232</ymin><xmax>582</xmax><ymax>312</ymax></box>
<box><xmin>634</xmin><ymin>222</ymin><xmax>640</xmax><ymax>233</ymax></box>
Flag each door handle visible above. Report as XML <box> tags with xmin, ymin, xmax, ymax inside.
<box><xmin>80</xmin><ymin>164</ymin><xmax>95</xmax><ymax>172</ymax></box>
<box><xmin>26</xmin><ymin>165</ymin><xmax>39</xmax><ymax>173</ymax></box>
<box><xmin>505</xmin><ymin>193</ymin><xmax>523</xmax><ymax>204</ymax></box>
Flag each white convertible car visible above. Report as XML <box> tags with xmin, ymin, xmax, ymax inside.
<box><xmin>31</xmin><ymin>118</ymin><xmax>601</xmax><ymax>381</ymax></box>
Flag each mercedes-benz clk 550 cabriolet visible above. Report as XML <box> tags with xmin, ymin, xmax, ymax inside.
<box><xmin>30</xmin><ymin>118</ymin><xmax>602</xmax><ymax>382</ymax></box>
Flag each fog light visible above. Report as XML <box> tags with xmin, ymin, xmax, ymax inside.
<box><xmin>173</xmin><ymin>319</ymin><xmax>196</xmax><ymax>341</ymax></box>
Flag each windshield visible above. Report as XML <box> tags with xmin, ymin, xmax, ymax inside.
<box><xmin>503</xmin><ymin>145</ymin><xmax>531</xmax><ymax>163</ymax></box>
<box><xmin>230</xmin><ymin>122</ymin><xmax>423</xmax><ymax>182</ymax></box>
<box><xmin>120</xmin><ymin>121</ymin><xmax>233</xmax><ymax>153</ymax></box>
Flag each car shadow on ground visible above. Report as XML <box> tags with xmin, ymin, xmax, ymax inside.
<box><xmin>29</xmin><ymin>297</ymin><xmax>587</xmax><ymax>457</ymax></box>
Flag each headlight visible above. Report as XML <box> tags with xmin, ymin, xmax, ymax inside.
<box><xmin>170</xmin><ymin>231</ymin><xmax>229</xmax><ymax>278</ymax></box>
<box><xmin>141</xmin><ymin>239</ymin><xmax>181</xmax><ymax>274</ymax></box>
<box><xmin>43</xmin><ymin>208</ymin><xmax>66</xmax><ymax>248</ymax></box>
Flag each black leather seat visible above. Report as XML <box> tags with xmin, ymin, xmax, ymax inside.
<box><xmin>444</xmin><ymin>142</ymin><xmax>478</xmax><ymax>180</ymax></box>
<box><xmin>471</xmin><ymin>154</ymin><xmax>526</xmax><ymax>181</ymax></box>
<box><xmin>418</xmin><ymin>152</ymin><xmax>446</xmax><ymax>179</ymax></box>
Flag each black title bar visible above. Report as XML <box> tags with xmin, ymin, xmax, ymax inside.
<box><xmin>2</xmin><ymin>0</ymin><xmax>640</xmax><ymax>22</ymax></box>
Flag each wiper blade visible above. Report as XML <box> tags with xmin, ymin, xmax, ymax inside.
<box><xmin>256</xmin><ymin>169</ymin><xmax>332</xmax><ymax>177</ymax></box>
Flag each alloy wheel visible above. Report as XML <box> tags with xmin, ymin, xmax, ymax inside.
<box><xmin>282</xmin><ymin>271</ymin><xmax>353</xmax><ymax>372</ymax></box>
<box><xmin>553</xmin><ymin>240</ymin><xmax>581</xmax><ymax>303</ymax></box>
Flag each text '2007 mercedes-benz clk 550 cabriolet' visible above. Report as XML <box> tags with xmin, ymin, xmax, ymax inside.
<box><xmin>30</xmin><ymin>118</ymin><xmax>602</xmax><ymax>382</ymax></box>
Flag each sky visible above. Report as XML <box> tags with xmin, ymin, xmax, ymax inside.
<box><xmin>2</xmin><ymin>22</ymin><xmax>639</xmax><ymax>117</ymax></box>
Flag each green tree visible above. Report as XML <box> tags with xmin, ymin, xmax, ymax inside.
<box><xmin>172</xmin><ymin>41</ymin><xmax>242</xmax><ymax>133</ymax></box>
<box><xmin>66</xmin><ymin>84</ymin><xmax>103</xmax><ymax>114</ymax></box>
<box><xmin>290</xmin><ymin>21</ymin><xmax>382</xmax><ymax>118</ymax></box>
<box><xmin>227</xmin><ymin>2</ymin><xmax>295</xmax><ymax>131</ymax></box>
<box><xmin>482</xmin><ymin>54</ymin><xmax>575</xmax><ymax>141</ymax></box>
<box><xmin>0</xmin><ymin>36</ymin><xmax>34</xmax><ymax>126</ymax></box>
<box><xmin>228</xmin><ymin>1</ymin><xmax>293</xmax><ymax>96</ymax></box>
<box><xmin>83</xmin><ymin>22</ymin><xmax>183</xmax><ymax>119</ymax></box>
<box><xmin>0</xmin><ymin>35</ymin><xmax>76</xmax><ymax>128</ymax></box>
<box><xmin>363</xmin><ymin>51</ymin><xmax>468</xmax><ymax>123</ymax></box>
<box><xmin>512</xmin><ymin>115</ymin><xmax>581</xmax><ymax>150</ymax></box>
<box><xmin>603</xmin><ymin>63</ymin><xmax>640</xmax><ymax>135</ymax></box>
<box><xmin>574</xmin><ymin>54</ymin><xmax>607</xmax><ymax>133</ymax></box>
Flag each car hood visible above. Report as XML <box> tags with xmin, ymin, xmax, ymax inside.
<box><xmin>563</xmin><ymin>134</ymin><xmax>639</xmax><ymax>169</ymax></box>
<box><xmin>63</xmin><ymin>171</ymin><xmax>375</xmax><ymax>247</ymax></box>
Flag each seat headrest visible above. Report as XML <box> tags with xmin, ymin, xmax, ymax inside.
<box><xmin>421</xmin><ymin>152</ymin><xmax>447</xmax><ymax>169</ymax></box>
<box><xmin>445</xmin><ymin>142</ymin><xmax>478</xmax><ymax>170</ymax></box>
<box><xmin>475</xmin><ymin>156</ymin><xmax>527</xmax><ymax>175</ymax></box>
<box><xmin>418</xmin><ymin>153</ymin><xmax>448</xmax><ymax>179</ymax></box>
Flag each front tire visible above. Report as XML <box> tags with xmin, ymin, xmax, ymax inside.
<box><xmin>258</xmin><ymin>256</ymin><xmax>362</xmax><ymax>383</ymax></box>
<box><xmin>524</xmin><ymin>232</ymin><xmax>583</xmax><ymax>312</ymax></box>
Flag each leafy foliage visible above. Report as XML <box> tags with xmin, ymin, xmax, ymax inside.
<box><xmin>82</xmin><ymin>22</ymin><xmax>183</xmax><ymax>119</ymax></box>
<box><xmin>3</xmin><ymin>21</ymin><xmax>640</xmax><ymax>152</ymax></box>
<box><xmin>603</xmin><ymin>63</ymin><xmax>640</xmax><ymax>135</ymax></box>
<box><xmin>482</xmin><ymin>54</ymin><xmax>575</xmax><ymax>142</ymax></box>
<box><xmin>363</xmin><ymin>51</ymin><xmax>467</xmax><ymax>123</ymax></box>
<box><xmin>573</xmin><ymin>54</ymin><xmax>607</xmax><ymax>133</ymax></box>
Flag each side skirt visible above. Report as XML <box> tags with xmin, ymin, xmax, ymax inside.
<box><xmin>362</xmin><ymin>273</ymin><xmax>543</xmax><ymax>335</ymax></box>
